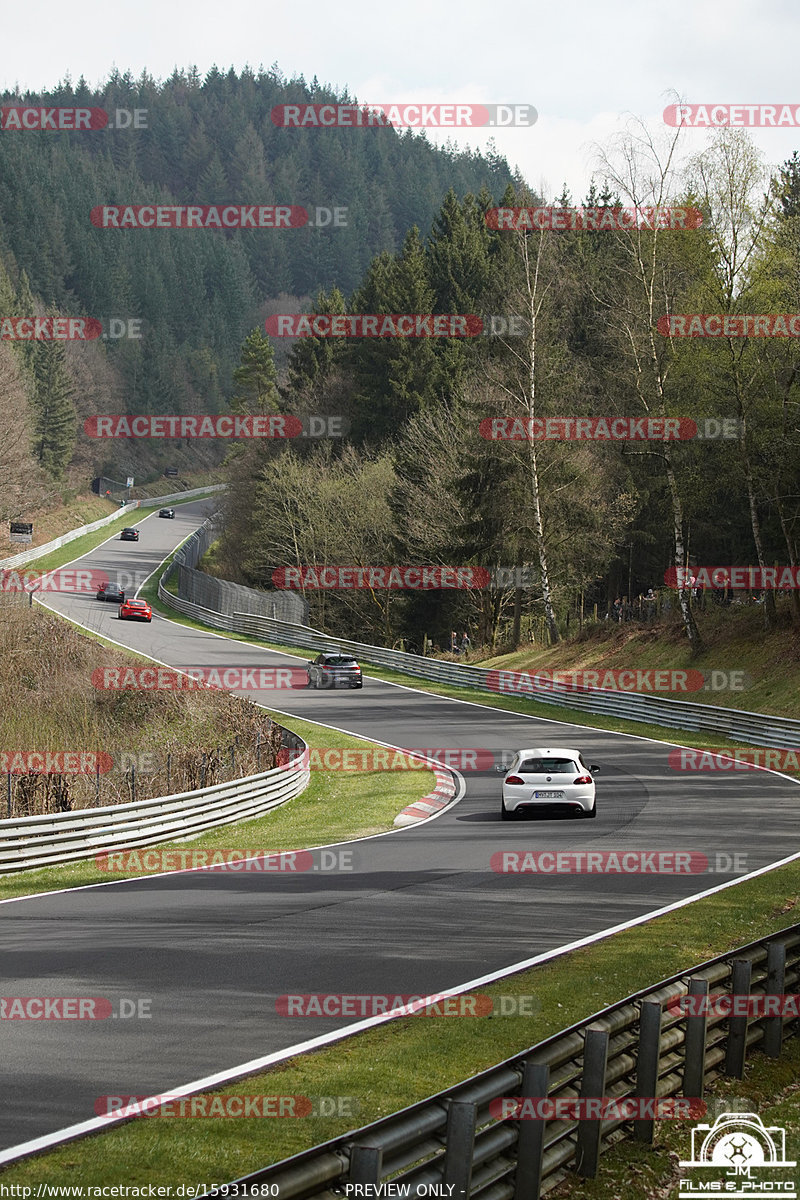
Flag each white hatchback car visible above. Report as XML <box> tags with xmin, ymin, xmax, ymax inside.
<box><xmin>500</xmin><ymin>747</ymin><xmax>599</xmax><ymax>820</ymax></box>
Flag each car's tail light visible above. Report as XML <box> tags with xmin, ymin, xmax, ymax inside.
<box><xmin>505</xmin><ymin>774</ymin><xmax>525</xmax><ymax>785</ymax></box>
<box><xmin>573</xmin><ymin>775</ymin><xmax>593</xmax><ymax>785</ymax></box>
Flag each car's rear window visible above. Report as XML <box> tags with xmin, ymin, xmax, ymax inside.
<box><xmin>518</xmin><ymin>758</ymin><xmax>577</xmax><ymax>774</ymax></box>
<box><xmin>325</xmin><ymin>657</ymin><xmax>357</xmax><ymax>666</ymax></box>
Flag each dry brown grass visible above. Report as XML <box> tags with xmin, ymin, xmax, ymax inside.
<box><xmin>0</xmin><ymin>600</ymin><xmax>283</xmax><ymax>816</ymax></box>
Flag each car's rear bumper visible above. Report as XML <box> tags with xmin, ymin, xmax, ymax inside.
<box><xmin>503</xmin><ymin>792</ymin><xmax>594</xmax><ymax>813</ymax></box>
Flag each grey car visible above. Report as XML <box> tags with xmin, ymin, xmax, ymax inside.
<box><xmin>307</xmin><ymin>651</ymin><xmax>363</xmax><ymax>689</ymax></box>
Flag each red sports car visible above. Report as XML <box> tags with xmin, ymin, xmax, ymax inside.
<box><xmin>118</xmin><ymin>598</ymin><xmax>152</xmax><ymax>622</ymax></box>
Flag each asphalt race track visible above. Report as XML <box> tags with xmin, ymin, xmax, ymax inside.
<box><xmin>1</xmin><ymin>499</ymin><xmax>798</xmax><ymax>1152</ymax></box>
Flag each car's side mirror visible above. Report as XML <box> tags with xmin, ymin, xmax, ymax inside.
<box><xmin>590</xmin><ymin>764</ymin><xmax>600</xmax><ymax>774</ymax></box>
<box><xmin>495</xmin><ymin>764</ymin><xmax>506</xmax><ymax>773</ymax></box>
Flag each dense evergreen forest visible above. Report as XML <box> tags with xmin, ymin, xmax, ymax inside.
<box><xmin>0</xmin><ymin>65</ymin><xmax>517</xmax><ymax>489</ymax></box>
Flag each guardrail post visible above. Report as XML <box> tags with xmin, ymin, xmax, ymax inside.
<box><xmin>576</xmin><ymin>1025</ymin><xmax>609</xmax><ymax>1177</ymax></box>
<box><xmin>443</xmin><ymin>1099</ymin><xmax>476</xmax><ymax>1194</ymax></box>
<box><xmin>763</xmin><ymin>941</ymin><xmax>786</xmax><ymax>1058</ymax></box>
<box><xmin>725</xmin><ymin>959</ymin><xmax>751</xmax><ymax>1078</ymax></box>
<box><xmin>683</xmin><ymin>977</ymin><xmax>709</xmax><ymax>1097</ymax></box>
<box><xmin>634</xmin><ymin>1000</ymin><xmax>663</xmax><ymax>1143</ymax></box>
<box><xmin>514</xmin><ymin>1060</ymin><xmax>549</xmax><ymax>1200</ymax></box>
<box><xmin>6</xmin><ymin>773</ymin><xmax>10</xmax><ymax>818</ymax></box>
<box><xmin>349</xmin><ymin>1144</ymin><xmax>382</xmax><ymax>1181</ymax></box>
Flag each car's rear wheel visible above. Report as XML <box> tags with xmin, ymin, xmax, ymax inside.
<box><xmin>501</xmin><ymin>800</ymin><xmax>515</xmax><ymax>821</ymax></box>
<box><xmin>581</xmin><ymin>803</ymin><xmax>597</xmax><ymax>818</ymax></box>
<box><xmin>307</xmin><ymin>675</ymin><xmax>316</xmax><ymax>689</ymax></box>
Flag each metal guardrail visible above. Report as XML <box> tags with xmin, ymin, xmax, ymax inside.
<box><xmin>131</xmin><ymin>484</ymin><xmax>227</xmax><ymax>506</ymax></box>
<box><xmin>157</xmin><ymin>579</ymin><xmax>800</xmax><ymax>752</ymax></box>
<box><xmin>211</xmin><ymin>923</ymin><xmax>800</xmax><ymax>1198</ymax></box>
<box><xmin>0</xmin><ymin>742</ymin><xmax>309</xmax><ymax>873</ymax></box>
<box><xmin>0</xmin><ymin>485</ymin><xmax>225</xmax><ymax>570</ymax></box>
<box><xmin>0</xmin><ymin>504</ymin><xmax>141</xmax><ymax>570</ymax></box>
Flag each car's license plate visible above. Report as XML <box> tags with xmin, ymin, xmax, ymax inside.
<box><xmin>534</xmin><ymin>790</ymin><xmax>564</xmax><ymax>799</ymax></box>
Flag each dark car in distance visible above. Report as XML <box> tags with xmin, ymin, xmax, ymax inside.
<box><xmin>120</xmin><ymin>528</ymin><xmax>140</xmax><ymax>541</ymax></box>
<box><xmin>96</xmin><ymin>584</ymin><xmax>125</xmax><ymax>603</ymax></box>
<box><xmin>158</xmin><ymin>508</ymin><xmax>175</xmax><ymax>519</ymax></box>
<box><xmin>307</xmin><ymin>651</ymin><xmax>363</xmax><ymax>689</ymax></box>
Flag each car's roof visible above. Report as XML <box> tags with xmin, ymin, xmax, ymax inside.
<box><xmin>126</xmin><ymin>599</ymin><xmax>148</xmax><ymax>605</ymax></box>
<box><xmin>514</xmin><ymin>748</ymin><xmax>583</xmax><ymax>757</ymax></box>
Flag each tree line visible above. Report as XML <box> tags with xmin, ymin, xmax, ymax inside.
<box><xmin>0</xmin><ymin>65</ymin><xmax>515</xmax><ymax>493</ymax></box>
<box><xmin>219</xmin><ymin>124</ymin><xmax>800</xmax><ymax>653</ymax></box>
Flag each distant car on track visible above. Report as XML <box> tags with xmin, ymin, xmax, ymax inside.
<box><xmin>158</xmin><ymin>508</ymin><xmax>175</xmax><ymax>519</ymax></box>
<box><xmin>118</xmin><ymin>598</ymin><xmax>152</xmax><ymax>623</ymax></box>
<box><xmin>500</xmin><ymin>747</ymin><xmax>599</xmax><ymax>820</ymax></box>
<box><xmin>96</xmin><ymin>584</ymin><xmax>125</xmax><ymax>603</ymax></box>
<box><xmin>120</xmin><ymin>527</ymin><xmax>140</xmax><ymax>541</ymax></box>
<box><xmin>307</xmin><ymin>651</ymin><xmax>363</xmax><ymax>689</ymax></box>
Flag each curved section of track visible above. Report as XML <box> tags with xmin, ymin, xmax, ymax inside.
<box><xmin>1</xmin><ymin>499</ymin><xmax>797</xmax><ymax>1152</ymax></box>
